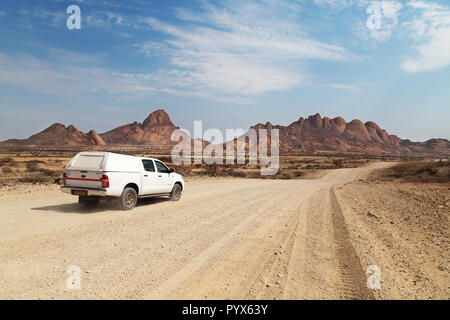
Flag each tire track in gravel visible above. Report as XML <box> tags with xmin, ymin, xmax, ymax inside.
<box><xmin>330</xmin><ymin>188</ymin><xmax>374</xmax><ymax>300</ymax></box>
<box><xmin>144</xmin><ymin>183</ymin><xmax>306</xmax><ymax>299</ymax></box>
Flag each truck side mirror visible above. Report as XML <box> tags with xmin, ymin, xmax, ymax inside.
<box><xmin>170</xmin><ymin>168</ymin><xmax>174</xmax><ymax>173</ymax></box>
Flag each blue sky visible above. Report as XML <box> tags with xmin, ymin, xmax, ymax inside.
<box><xmin>0</xmin><ymin>0</ymin><xmax>449</xmax><ymax>141</ymax></box>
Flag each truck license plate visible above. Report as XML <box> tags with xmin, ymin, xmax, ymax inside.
<box><xmin>72</xmin><ymin>190</ymin><xmax>87</xmax><ymax>196</ymax></box>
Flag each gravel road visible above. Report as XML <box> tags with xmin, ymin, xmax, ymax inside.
<box><xmin>0</xmin><ymin>163</ymin><xmax>388</xmax><ymax>299</ymax></box>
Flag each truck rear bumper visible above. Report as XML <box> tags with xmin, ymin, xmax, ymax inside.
<box><xmin>60</xmin><ymin>186</ymin><xmax>108</xmax><ymax>197</ymax></box>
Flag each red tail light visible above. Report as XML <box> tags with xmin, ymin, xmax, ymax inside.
<box><xmin>101</xmin><ymin>174</ymin><xmax>110</xmax><ymax>188</ymax></box>
<box><xmin>63</xmin><ymin>172</ymin><xmax>67</xmax><ymax>185</ymax></box>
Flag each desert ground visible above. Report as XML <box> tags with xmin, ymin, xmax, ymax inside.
<box><xmin>0</xmin><ymin>156</ymin><xmax>448</xmax><ymax>300</ymax></box>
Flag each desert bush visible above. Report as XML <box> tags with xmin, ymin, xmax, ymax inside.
<box><xmin>0</xmin><ymin>157</ymin><xmax>16</xmax><ymax>167</ymax></box>
<box><xmin>41</xmin><ymin>169</ymin><xmax>60</xmax><ymax>177</ymax></box>
<box><xmin>19</xmin><ymin>174</ymin><xmax>49</xmax><ymax>184</ymax></box>
<box><xmin>26</xmin><ymin>162</ymin><xmax>40</xmax><ymax>171</ymax></box>
<box><xmin>205</xmin><ymin>164</ymin><xmax>218</xmax><ymax>177</ymax></box>
<box><xmin>279</xmin><ymin>172</ymin><xmax>293</xmax><ymax>179</ymax></box>
<box><xmin>378</xmin><ymin>161</ymin><xmax>450</xmax><ymax>183</ymax></box>
<box><xmin>231</xmin><ymin>171</ymin><xmax>247</xmax><ymax>178</ymax></box>
<box><xmin>293</xmin><ymin>170</ymin><xmax>304</xmax><ymax>177</ymax></box>
<box><xmin>333</xmin><ymin>159</ymin><xmax>343</xmax><ymax>168</ymax></box>
<box><xmin>172</xmin><ymin>165</ymin><xmax>192</xmax><ymax>176</ymax></box>
<box><xmin>2</xmin><ymin>167</ymin><xmax>13</xmax><ymax>174</ymax></box>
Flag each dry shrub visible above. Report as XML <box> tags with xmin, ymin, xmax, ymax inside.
<box><xmin>2</xmin><ymin>167</ymin><xmax>13</xmax><ymax>174</ymax></box>
<box><xmin>231</xmin><ymin>171</ymin><xmax>247</xmax><ymax>178</ymax></box>
<box><xmin>380</xmin><ymin>161</ymin><xmax>450</xmax><ymax>183</ymax></box>
<box><xmin>293</xmin><ymin>170</ymin><xmax>304</xmax><ymax>177</ymax></box>
<box><xmin>279</xmin><ymin>171</ymin><xmax>293</xmax><ymax>179</ymax></box>
<box><xmin>0</xmin><ymin>157</ymin><xmax>16</xmax><ymax>167</ymax></box>
<box><xmin>26</xmin><ymin>162</ymin><xmax>40</xmax><ymax>171</ymax></box>
<box><xmin>19</xmin><ymin>174</ymin><xmax>49</xmax><ymax>184</ymax></box>
<box><xmin>333</xmin><ymin>159</ymin><xmax>343</xmax><ymax>168</ymax></box>
<box><xmin>41</xmin><ymin>169</ymin><xmax>60</xmax><ymax>177</ymax></box>
<box><xmin>172</xmin><ymin>165</ymin><xmax>192</xmax><ymax>176</ymax></box>
<box><xmin>205</xmin><ymin>164</ymin><xmax>218</xmax><ymax>177</ymax></box>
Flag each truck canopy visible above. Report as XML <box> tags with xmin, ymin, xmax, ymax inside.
<box><xmin>66</xmin><ymin>152</ymin><xmax>142</xmax><ymax>172</ymax></box>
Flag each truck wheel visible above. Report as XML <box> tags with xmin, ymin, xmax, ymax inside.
<box><xmin>79</xmin><ymin>196</ymin><xmax>100</xmax><ymax>207</ymax></box>
<box><xmin>169</xmin><ymin>184</ymin><xmax>182</xmax><ymax>201</ymax></box>
<box><xmin>119</xmin><ymin>187</ymin><xmax>137</xmax><ymax>210</ymax></box>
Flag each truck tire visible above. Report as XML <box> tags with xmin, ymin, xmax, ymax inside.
<box><xmin>169</xmin><ymin>184</ymin><xmax>182</xmax><ymax>201</ymax></box>
<box><xmin>79</xmin><ymin>196</ymin><xmax>100</xmax><ymax>207</ymax></box>
<box><xmin>119</xmin><ymin>187</ymin><xmax>137</xmax><ymax>210</ymax></box>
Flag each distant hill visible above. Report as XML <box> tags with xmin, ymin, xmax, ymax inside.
<box><xmin>0</xmin><ymin>123</ymin><xmax>105</xmax><ymax>146</ymax></box>
<box><xmin>246</xmin><ymin>113</ymin><xmax>450</xmax><ymax>155</ymax></box>
<box><xmin>100</xmin><ymin>109</ymin><xmax>179</xmax><ymax>145</ymax></box>
<box><xmin>0</xmin><ymin>109</ymin><xmax>448</xmax><ymax>156</ymax></box>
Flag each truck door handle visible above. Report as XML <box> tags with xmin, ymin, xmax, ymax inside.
<box><xmin>144</xmin><ymin>175</ymin><xmax>148</xmax><ymax>177</ymax></box>
<box><xmin>158</xmin><ymin>175</ymin><xmax>162</xmax><ymax>177</ymax></box>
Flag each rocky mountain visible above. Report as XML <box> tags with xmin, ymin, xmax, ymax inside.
<box><xmin>100</xmin><ymin>109</ymin><xmax>179</xmax><ymax>145</ymax></box>
<box><xmin>0</xmin><ymin>110</ymin><xmax>448</xmax><ymax>156</ymax></box>
<box><xmin>246</xmin><ymin>113</ymin><xmax>449</xmax><ymax>155</ymax></box>
<box><xmin>0</xmin><ymin>123</ymin><xmax>105</xmax><ymax>146</ymax></box>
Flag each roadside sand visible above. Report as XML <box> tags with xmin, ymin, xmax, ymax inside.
<box><xmin>334</xmin><ymin>181</ymin><xmax>449</xmax><ymax>299</ymax></box>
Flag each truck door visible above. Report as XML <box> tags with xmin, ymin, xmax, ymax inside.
<box><xmin>141</xmin><ymin>159</ymin><xmax>158</xmax><ymax>195</ymax></box>
<box><xmin>154</xmin><ymin>160</ymin><xmax>173</xmax><ymax>193</ymax></box>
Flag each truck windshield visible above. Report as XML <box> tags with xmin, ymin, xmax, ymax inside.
<box><xmin>155</xmin><ymin>161</ymin><xmax>170</xmax><ymax>174</ymax></box>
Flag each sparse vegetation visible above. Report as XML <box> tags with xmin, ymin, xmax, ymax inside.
<box><xmin>0</xmin><ymin>154</ymin><xmax>65</xmax><ymax>185</ymax></box>
<box><xmin>0</xmin><ymin>157</ymin><xmax>16</xmax><ymax>167</ymax></box>
<box><xmin>26</xmin><ymin>162</ymin><xmax>40</xmax><ymax>171</ymax></box>
<box><xmin>333</xmin><ymin>159</ymin><xmax>343</xmax><ymax>168</ymax></box>
<box><xmin>2</xmin><ymin>167</ymin><xmax>12</xmax><ymax>174</ymax></box>
<box><xmin>0</xmin><ymin>149</ymin><xmax>399</xmax><ymax>184</ymax></box>
<box><xmin>19</xmin><ymin>174</ymin><xmax>49</xmax><ymax>184</ymax></box>
<box><xmin>374</xmin><ymin>161</ymin><xmax>450</xmax><ymax>183</ymax></box>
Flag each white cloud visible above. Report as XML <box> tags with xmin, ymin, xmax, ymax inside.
<box><xmin>20</xmin><ymin>7</ymin><xmax>66</xmax><ymax>26</ymax></box>
<box><xmin>136</xmin><ymin>0</ymin><xmax>351</xmax><ymax>96</ymax></box>
<box><xmin>0</xmin><ymin>49</ymin><xmax>255</xmax><ymax>104</ymax></box>
<box><xmin>14</xmin><ymin>1</ymin><xmax>355</xmax><ymax>100</ymax></box>
<box><xmin>401</xmin><ymin>0</ymin><xmax>450</xmax><ymax>73</ymax></box>
<box><xmin>313</xmin><ymin>0</ymin><xmax>376</xmax><ymax>10</ymax></box>
<box><xmin>0</xmin><ymin>51</ymin><xmax>156</xmax><ymax>98</ymax></box>
<box><xmin>85</xmin><ymin>11</ymin><xmax>128</xmax><ymax>29</ymax></box>
<box><xmin>329</xmin><ymin>83</ymin><xmax>357</xmax><ymax>90</ymax></box>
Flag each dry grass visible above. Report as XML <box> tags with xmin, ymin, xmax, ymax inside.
<box><xmin>0</xmin><ymin>150</ymin><xmax>374</xmax><ymax>184</ymax></box>
<box><xmin>18</xmin><ymin>174</ymin><xmax>50</xmax><ymax>184</ymax></box>
<box><xmin>2</xmin><ymin>167</ymin><xmax>12</xmax><ymax>174</ymax></box>
<box><xmin>0</xmin><ymin>157</ymin><xmax>16</xmax><ymax>167</ymax></box>
<box><xmin>373</xmin><ymin>160</ymin><xmax>450</xmax><ymax>183</ymax></box>
<box><xmin>169</xmin><ymin>156</ymin><xmax>369</xmax><ymax>179</ymax></box>
<box><xmin>0</xmin><ymin>154</ymin><xmax>65</xmax><ymax>185</ymax></box>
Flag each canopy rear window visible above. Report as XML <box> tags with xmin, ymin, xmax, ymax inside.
<box><xmin>70</xmin><ymin>154</ymin><xmax>105</xmax><ymax>170</ymax></box>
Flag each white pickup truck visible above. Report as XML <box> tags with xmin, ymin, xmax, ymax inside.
<box><xmin>61</xmin><ymin>152</ymin><xmax>184</xmax><ymax>210</ymax></box>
